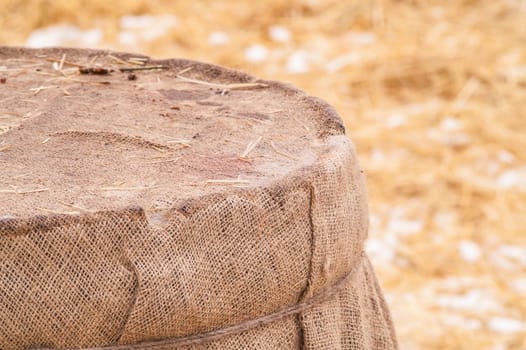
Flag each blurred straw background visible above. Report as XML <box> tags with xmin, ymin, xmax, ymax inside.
<box><xmin>1</xmin><ymin>0</ymin><xmax>526</xmax><ymax>349</ymax></box>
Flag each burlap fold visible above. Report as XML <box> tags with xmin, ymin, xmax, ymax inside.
<box><xmin>0</xmin><ymin>47</ymin><xmax>397</xmax><ymax>349</ymax></box>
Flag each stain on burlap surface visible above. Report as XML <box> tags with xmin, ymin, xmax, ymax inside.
<box><xmin>0</xmin><ymin>47</ymin><xmax>397</xmax><ymax>349</ymax></box>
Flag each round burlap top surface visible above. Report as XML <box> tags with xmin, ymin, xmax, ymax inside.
<box><xmin>0</xmin><ymin>47</ymin><xmax>396</xmax><ymax>350</ymax></box>
<box><xmin>0</xmin><ymin>47</ymin><xmax>343</xmax><ymax>221</ymax></box>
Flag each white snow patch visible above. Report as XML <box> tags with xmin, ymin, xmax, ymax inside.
<box><xmin>502</xmin><ymin>65</ymin><xmax>526</xmax><ymax>82</ymax></box>
<box><xmin>491</xmin><ymin>253</ymin><xmax>519</xmax><ymax>271</ymax></box>
<box><xmin>118</xmin><ymin>31</ymin><xmax>137</xmax><ymax>46</ymax></box>
<box><xmin>436</xmin><ymin>290</ymin><xmax>502</xmax><ymax>313</ymax></box>
<box><xmin>372</xmin><ymin>100</ymin><xmax>443</xmax><ymax>125</ymax></box>
<box><xmin>441</xmin><ymin>276</ymin><xmax>481</xmax><ymax>290</ymax></box>
<box><xmin>426</xmin><ymin>128</ymin><xmax>470</xmax><ymax>147</ymax></box>
<box><xmin>491</xmin><ymin>345</ymin><xmax>507</xmax><ymax>350</ymax></box>
<box><xmin>442</xmin><ymin>314</ymin><xmax>482</xmax><ymax>330</ymax></box>
<box><xmin>119</xmin><ymin>15</ymin><xmax>177</xmax><ymax>43</ymax></box>
<box><xmin>286</xmin><ymin>51</ymin><xmax>309</xmax><ymax>73</ymax></box>
<box><xmin>345</xmin><ymin>31</ymin><xmax>376</xmax><ymax>46</ymax></box>
<box><xmin>369</xmin><ymin>213</ymin><xmax>381</xmax><ymax>232</ymax></box>
<box><xmin>120</xmin><ymin>14</ymin><xmax>177</xmax><ymax>30</ymax></box>
<box><xmin>488</xmin><ymin>317</ymin><xmax>525</xmax><ymax>334</ymax></box>
<box><xmin>448</xmin><ymin>133</ymin><xmax>470</xmax><ymax>146</ymax></box>
<box><xmin>386</xmin><ymin>209</ymin><xmax>423</xmax><ymax>237</ymax></box>
<box><xmin>366</xmin><ymin>238</ymin><xmax>398</xmax><ymax>263</ymax></box>
<box><xmin>370</xmin><ymin>148</ymin><xmax>385</xmax><ymax>163</ymax></box>
<box><xmin>497</xmin><ymin>170</ymin><xmax>520</xmax><ymax>189</ymax></box>
<box><xmin>511</xmin><ymin>277</ymin><xmax>526</xmax><ymax>294</ymax></box>
<box><xmin>387</xmin><ymin>217</ymin><xmax>423</xmax><ymax>236</ymax></box>
<box><xmin>26</xmin><ymin>25</ymin><xmax>102</xmax><ymax>48</ymax></box>
<box><xmin>497</xmin><ymin>167</ymin><xmax>526</xmax><ymax>191</ymax></box>
<box><xmin>244</xmin><ymin>44</ymin><xmax>268</xmax><ymax>63</ymax></box>
<box><xmin>497</xmin><ymin>150</ymin><xmax>515</xmax><ymax>164</ymax></box>
<box><xmin>385</xmin><ymin>113</ymin><xmax>407</xmax><ymax>128</ymax></box>
<box><xmin>208</xmin><ymin>31</ymin><xmax>230</xmax><ymax>46</ymax></box>
<box><xmin>496</xmin><ymin>245</ymin><xmax>526</xmax><ymax>266</ymax></box>
<box><xmin>268</xmin><ymin>25</ymin><xmax>291</xmax><ymax>42</ymax></box>
<box><xmin>324</xmin><ymin>52</ymin><xmax>363</xmax><ymax>73</ymax></box>
<box><xmin>458</xmin><ymin>240</ymin><xmax>482</xmax><ymax>263</ymax></box>
<box><xmin>440</xmin><ymin>117</ymin><xmax>463</xmax><ymax>131</ymax></box>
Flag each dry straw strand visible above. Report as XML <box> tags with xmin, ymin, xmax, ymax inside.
<box><xmin>239</xmin><ymin>136</ymin><xmax>263</xmax><ymax>159</ymax></box>
<box><xmin>176</xmin><ymin>74</ymin><xmax>268</xmax><ymax>90</ymax></box>
<box><xmin>206</xmin><ymin>179</ymin><xmax>250</xmax><ymax>185</ymax></box>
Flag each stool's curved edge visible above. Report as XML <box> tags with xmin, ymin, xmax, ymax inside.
<box><xmin>0</xmin><ymin>47</ymin><xmax>397</xmax><ymax>350</ymax></box>
<box><xmin>0</xmin><ymin>45</ymin><xmax>348</xmax><ymax>233</ymax></box>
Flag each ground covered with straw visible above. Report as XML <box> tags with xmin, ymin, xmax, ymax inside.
<box><xmin>1</xmin><ymin>1</ymin><xmax>525</xmax><ymax>349</ymax></box>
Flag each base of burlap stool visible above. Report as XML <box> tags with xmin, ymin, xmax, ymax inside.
<box><xmin>0</xmin><ymin>47</ymin><xmax>397</xmax><ymax>350</ymax></box>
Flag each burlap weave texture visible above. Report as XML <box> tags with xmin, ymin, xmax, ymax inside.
<box><xmin>0</xmin><ymin>47</ymin><xmax>397</xmax><ymax>350</ymax></box>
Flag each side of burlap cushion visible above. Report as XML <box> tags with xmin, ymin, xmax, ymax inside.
<box><xmin>0</xmin><ymin>135</ymin><xmax>397</xmax><ymax>349</ymax></box>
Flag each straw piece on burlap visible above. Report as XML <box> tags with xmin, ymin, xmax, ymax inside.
<box><xmin>0</xmin><ymin>47</ymin><xmax>397</xmax><ymax>350</ymax></box>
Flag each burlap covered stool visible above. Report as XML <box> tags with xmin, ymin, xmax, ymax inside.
<box><xmin>0</xmin><ymin>47</ymin><xmax>397</xmax><ymax>349</ymax></box>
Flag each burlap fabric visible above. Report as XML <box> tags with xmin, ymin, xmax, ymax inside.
<box><xmin>0</xmin><ymin>47</ymin><xmax>397</xmax><ymax>349</ymax></box>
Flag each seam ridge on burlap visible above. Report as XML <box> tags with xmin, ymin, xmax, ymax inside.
<box><xmin>297</xmin><ymin>183</ymin><xmax>317</xmax><ymax>350</ymax></box>
<box><xmin>303</xmin><ymin>183</ymin><xmax>317</xmax><ymax>301</ymax></box>
<box><xmin>38</xmin><ymin>253</ymin><xmax>365</xmax><ymax>350</ymax></box>
<box><xmin>115</xmin><ymin>248</ymin><xmax>140</xmax><ymax>344</ymax></box>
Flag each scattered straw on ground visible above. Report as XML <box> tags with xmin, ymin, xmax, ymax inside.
<box><xmin>1</xmin><ymin>1</ymin><xmax>525</xmax><ymax>349</ymax></box>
